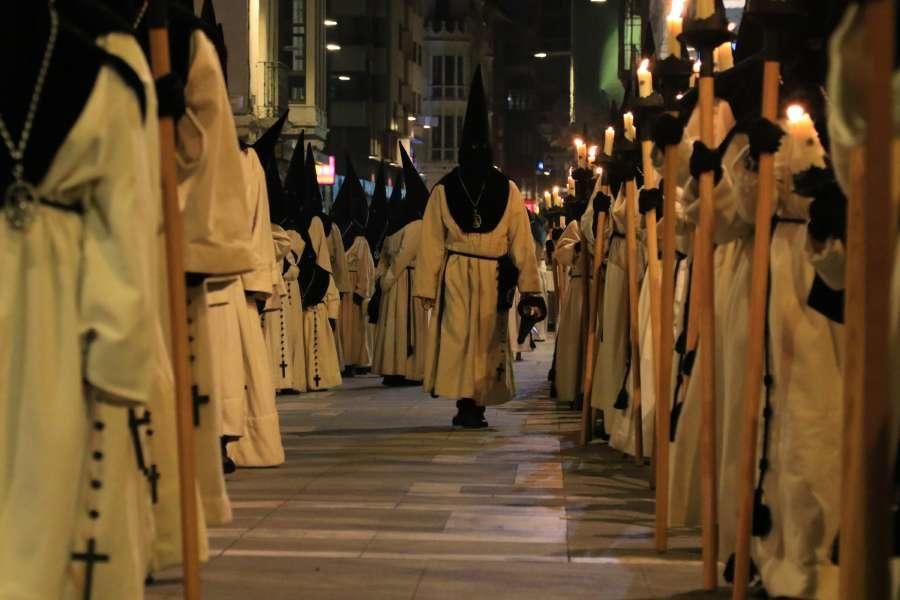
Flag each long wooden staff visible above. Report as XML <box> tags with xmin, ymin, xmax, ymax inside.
<box><xmin>839</xmin><ymin>1</ymin><xmax>896</xmax><ymax>598</ymax></box>
<box><xmin>625</xmin><ymin>176</ymin><xmax>644</xmax><ymax>464</ymax></box>
<box><xmin>731</xmin><ymin>26</ymin><xmax>781</xmax><ymax>600</ymax></box>
<box><xmin>580</xmin><ymin>190</ymin><xmax>609</xmax><ymax>445</ymax></box>
<box><xmin>147</xmin><ymin>2</ymin><xmax>202</xmax><ymax>598</ymax></box>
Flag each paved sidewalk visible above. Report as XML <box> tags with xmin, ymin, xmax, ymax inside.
<box><xmin>147</xmin><ymin>342</ymin><xmax>727</xmax><ymax>599</ymax></box>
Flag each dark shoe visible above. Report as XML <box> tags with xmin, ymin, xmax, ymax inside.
<box><xmin>223</xmin><ymin>456</ymin><xmax>236</xmax><ymax>474</ymax></box>
<box><xmin>342</xmin><ymin>366</ymin><xmax>356</xmax><ymax>378</ymax></box>
<box><xmin>461</xmin><ymin>406</ymin><xmax>488</xmax><ymax>429</ymax></box>
<box><xmin>382</xmin><ymin>375</ymin><xmax>403</xmax><ymax>386</ymax></box>
<box><xmin>220</xmin><ymin>435</ymin><xmax>238</xmax><ymax>474</ymax></box>
<box><xmin>401</xmin><ymin>378</ymin><xmax>422</xmax><ymax>387</ymax></box>
<box><xmin>452</xmin><ymin>399</ymin><xmax>475</xmax><ymax>427</ymax></box>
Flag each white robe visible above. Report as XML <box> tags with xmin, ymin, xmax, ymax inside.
<box><xmin>228</xmin><ymin>148</ymin><xmax>283</xmax><ymax>467</ymax></box>
<box><xmin>553</xmin><ymin>219</ymin><xmax>587</xmax><ymax>402</ymax></box>
<box><xmin>340</xmin><ymin>236</ymin><xmax>375</xmax><ymax>367</ymax></box>
<box><xmin>414</xmin><ymin>181</ymin><xmax>542</xmax><ymax>405</ymax></box>
<box><xmin>262</xmin><ymin>227</ymin><xmax>294</xmax><ymax>391</ymax></box>
<box><xmin>373</xmin><ymin>220</ymin><xmax>430</xmax><ymax>380</ymax></box>
<box><xmin>328</xmin><ymin>225</ymin><xmax>350</xmax><ymax>369</ymax></box>
<box><xmin>0</xmin><ymin>67</ymin><xmax>153</xmax><ymax>600</ymax></box>
<box><xmin>292</xmin><ymin>218</ymin><xmax>343</xmax><ymax>391</ymax></box>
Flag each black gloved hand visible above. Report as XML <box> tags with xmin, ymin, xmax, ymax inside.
<box><xmin>352</xmin><ymin>293</ymin><xmax>364</xmax><ymax>306</ymax></box>
<box><xmin>593</xmin><ymin>191</ymin><xmax>612</xmax><ymax>215</ymax></box>
<box><xmin>690</xmin><ymin>141</ymin><xmax>723</xmax><ymax>185</ymax></box>
<box><xmin>807</xmin><ymin>181</ymin><xmax>847</xmax><ymax>242</ymax></box>
<box><xmin>573</xmin><ymin>241</ymin><xmax>582</xmax><ymax>254</ymax></box>
<box><xmin>746</xmin><ymin>117</ymin><xmax>785</xmax><ymax>162</ymax></box>
<box><xmin>155</xmin><ymin>72</ymin><xmax>186</xmax><ymax>121</ymax></box>
<box><xmin>653</xmin><ymin>113</ymin><xmax>685</xmax><ymax>149</ymax></box>
<box><xmin>255</xmin><ymin>298</ymin><xmax>266</xmax><ymax>314</ymax></box>
<box><xmin>638</xmin><ymin>188</ymin><xmax>663</xmax><ymax>216</ymax></box>
<box><xmin>793</xmin><ymin>166</ymin><xmax>834</xmax><ymax>198</ymax></box>
<box><xmin>618</xmin><ymin>150</ymin><xmax>642</xmax><ymax>182</ymax></box>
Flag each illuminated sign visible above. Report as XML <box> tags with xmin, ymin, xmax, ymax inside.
<box><xmin>316</xmin><ymin>155</ymin><xmax>336</xmax><ymax>184</ymax></box>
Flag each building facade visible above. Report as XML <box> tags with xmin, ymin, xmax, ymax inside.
<box><xmin>324</xmin><ymin>0</ymin><xmax>426</xmax><ymax>179</ymax></box>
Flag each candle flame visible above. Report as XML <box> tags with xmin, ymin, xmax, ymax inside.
<box><xmin>786</xmin><ymin>104</ymin><xmax>807</xmax><ymax>123</ymax></box>
<box><xmin>595</xmin><ymin>167</ymin><xmax>603</xmax><ymax>176</ymax></box>
<box><xmin>638</xmin><ymin>58</ymin><xmax>650</xmax><ymax>73</ymax></box>
<box><xmin>668</xmin><ymin>0</ymin><xmax>684</xmax><ymax>19</ymax></box>
<box><xmin>574</xmin><ymin>137</ymin><xmax>584</xmax><ymax>148</ymax></box>
<box><xmin>606</xmin><ymin>126</ymin><xmax>615</xmax><ymax>134</ymax></box>
<box><xmin>588</xmin><ymin>145</ymin><xmax>599</xmax><ymax>158</ymax></box>
<box><xmin>552</xmin><ymin>186</ymin><xmax>559</xmax><ymax>194</ymax></box>
<box><xmin>693</xmin><ymin>60</ymin><xmax>701</xmax><ymax>73</ymax></box>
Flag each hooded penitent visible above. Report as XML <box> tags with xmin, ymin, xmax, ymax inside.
<box><xmin>303</xmin><ymin>144</ymin><xmax>334</xmax><ymax>235</ymax></box>
<box><xmin>367</xmin><ymin>162</ymin><xmax>389</xmax><ymax>260</ymax></box>
<box><xmin>284</xmin><ymin>129</ymin><xmax>306</xmax><ymax>224</ymax></box>
<box><xmin>439</xmin><ymin>65</ymin><xmax>509</xmax><ymax>233</ymax></box>
<box><xmin>252</xmin><ymin>111</ymin><xmax>289</xmax><ymax>227</ymax></box>
<box><xmin>399</xmin><ymin>143</ymin><xmax>429</xmax><ymax>221</ymax></box>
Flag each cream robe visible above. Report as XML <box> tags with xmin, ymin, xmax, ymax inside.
<box><xmin>283</xmin><ymin>246</ymin><xmax>308</xmax><ymax>392</ymax></box>
<box><xmin>327</xmin><ymin>226</ymin><xmax>350</xmax><ymax>369</ymax></box>
<box><xmin>553</xmin><ymin>219</ymin><xmax>587</xmax><ymax>403</ymax></box>
<box><xmin>176</xmin><ymin>30</ymin><xmax>254</xmax><ymax>528</ymax></box>
<box><xmin>340</xmin><ymin>236</ymin><xmax>376</xmax><ymax>367</ymax></box>
<box><xmin>229</xmin><ymin>149</ymin><xmax>283</xmax><ymax>467</ymax></box>
<box><xmin>0</xmin><ymin>68</ymin><xmax>153</xmax><ymax>600</ymax></box>
<box><xmin>292</xmin><ymin>218</ymin><xmax>343</xmax><ymax>390</ymax></box>
<box><xmin>591</xmin><ymin>189</ymin><xmax>644</xmax><ymax>419</ymax></box>
<box><xmin>262</xmin><ymin>227</ymin><xmax>294</xmax><ymax>391</ymax></box>
<box><xmin>731</xmin><ymin>134</ymin><xmax>844</xmax><ymax>599</ymax></box>
<box><xmin>414</xmin><ymin>182</ymin><xmax>541</xmax><ymax>406</ymax></box>
<box><xmin>373</xmin><ymin>220</ymin><xmax>430</xmax><ymax>380</ymax></box>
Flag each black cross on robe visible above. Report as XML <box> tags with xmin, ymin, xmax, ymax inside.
<box><xmin>192</xmin><ymin>385</ymin><xmax>210</xmax><ymax>427</ymax></box>
<box><xmin>127</xmin><ymin>408</ymin><xmax>152</xmax><ymax>473</ymax></box>
<box><xmin>71</xmin><ymin>537</ymin><xmax>110</xmax><ymax>600</ymax></box>
<box><xmin>146</xmin><ymin>464</ymin><xmax>160</xmax><ymax>504</ymax></box>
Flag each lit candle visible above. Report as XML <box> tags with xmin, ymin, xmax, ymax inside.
<box><xmin>543</xmin><ymin>190</ymin><xmax>551</xmax><ymax>207</ymax></box>
<box><xmin>623</xmin><ymin>112</ymin><xmax>635</xmax><ymax>142</ymax></box>
<box><xmin>785</xmin><ymin>104</ymin><xmax>826</xmax><ymax>172</ymax></box>
<box><xmin>666</xmin><ymin>0</ymin><xmax>684</xmax><ymax>58</ymax></box>
<box><xmin>714</xmin><ymin>41</ymin><xmax>734</xmax><ymax>71</ymax></box>
<box><xmin>552</xmin><ymin>185</ymin><xmax>561</xmax><ymax>207</ymax></box>
<box><xmin>637</xmin><ymin>59</ymin><xmax>653</xmax><ymax>98</ymax></box>
<box><xmin>696</xmin><ymin>0</ymin><xmax>714</xmax><ymax>19</ymax></box>
<box><xmin>690</xmin><ymin>60</ymin><xmax>701</xmax><ymax>87</ymax></box>
<box><xmin>574</xmin><ymin>137</ymin><xmax>584</xmax><ymax>166</ymax></box>
<box><xmin>604</xmin><ymin>126</ymin><xmax>615</xmax><ymax>156</ymax></box>
<box><xmin>588</xmin><ymin>145</ymin><xmax>598</xmax><ymax>164</ymax></box>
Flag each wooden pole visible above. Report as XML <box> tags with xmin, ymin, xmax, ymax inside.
<box><xmin>580</xmin><ymin>207</ymin><xmax>609</xmax><ymax>445</ymax></box>
<box><xmin>731</xmin><ymin>58</ymin><xmax>780</xmax><ymax>600</ymax></box>
<box><xmin>696</xmin><ymin>51</ymin><xmax>718</xmax><ymax>591</ymax></box>
<box><xmin>839</xmin><ymin>1</ymin><xmax>896</xmax><ymax>597</ymax></box>
<box><xmin>625</xmin><ymin>178</ymin><xmax>644</xmax><ymax>464</ymax></box>
<box><xmin>147</xmin><ymin>2</ymin><xmax>202</xmax><ymax>598</ymax></box>
<box><xmin>642</xmin><ymin>142</ymin><xmax>663</xmax><ymax>492</ymax></box>
<box><xmin>655</xmin><ymin>142</ymin><xmax>678</xmax><ymax>552</ymax></box>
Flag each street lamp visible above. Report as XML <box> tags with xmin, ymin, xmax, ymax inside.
<box><xmin>324</xmin><ymin>19</ymin><xmax>338</xmax><ymax>26</ymax></box>
<box><xmin>337</xmin><ymin>75</ymin><xmax>351</xmax><ymax>81</ymax></box>
<box><xmin>326</xmin><ymin>43</ymin><xmax>341</xmax><ymax>51</ymax></box>
<box><xmin>533</xmin><ymin>51</ymin><xmax>549</xmax><ymax>59</ymax></box>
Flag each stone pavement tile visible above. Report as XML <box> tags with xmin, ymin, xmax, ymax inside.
<box><xmin>361</xmin><ymin>537</ymin><xmax>569</xmax><ymax>561</ymax></box>
<box><xmin>412</xmin><ymin>560</ymin><xmax>650</xmax><ymax>600</ymax></box>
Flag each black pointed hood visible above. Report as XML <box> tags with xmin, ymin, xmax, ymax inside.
<box><xmin>251</xmin><ymin>111</ymin><xmax>288</xmax><ymax>170</ymax></box>
<box><xmin>440</xmin><ymin>64</ymin><xmax>510</xmax><ymax>234</ymax></box>
<box><xmin>459</xmin><ymin>65</ymin><xmax>492</xmax><ymax>169</ymax></box>
<box><xmin>284</xmin><ymin>130</ymin><xmax>305</xmax><ymax>206</ymax></box>
<box><xmin>400</xmin><ymin>143</ymin><xmax>429</xmax><ymax>220</ymax></box>
<box><xmin>332</xmin><ymin>155</ymin><xmax>369</xmax><ymax>249</ymax></box>
<box><xmin>200</xmin><ymin>0</ymin><xmax>228</xmax><ymax>82</ymax></box>
<box><xmin>367</xmin><ymin>162</ymin><xmax>389</xmax><ymax>260</ymax></box>
<box><xmin>304</xmin><ymin>143</ymin><xmax>324</xmax><ymax>214</ymax></box>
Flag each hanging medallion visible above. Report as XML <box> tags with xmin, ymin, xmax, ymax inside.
<box><xmin>472</xmin><ymin>210</ymin><xmax>482</xmax><ymax>229</ymax></box>
<box><xmin>4</xmin><ymin>179</ymin><xmax>39</xmax><ymax>230</ymax></box>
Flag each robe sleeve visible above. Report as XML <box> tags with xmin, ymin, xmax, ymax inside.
<box><xmin>413</xmin><ymin>186</ymin><xmax>447</xmax><ymax>301</ymax></box>
<box><xmin>309</xmin><ymin>217</ymin><xmax>333</xmax><ymax>273</ymax></box>
<box><xmin>355</xmin><ymin>238</ymin><xmax>376</xmax><ymax>298</ymax></box>
<box><xmin>554</xmin><ymin>220</ymin><xmax>582</xmax><ymax>267</ymax></box>
<box><xmin>391</xmin><ymin>220</ymin><xmax>423</xmax><ymax>278</ymax></box>
<box><xmin>241</xmin><ymin>149</ymin><xmax>277</xmax><ymax>295</ymax></box>
<box><xmin>177</xmin><ymin>31</ymin><xmax>254</xmax><ymax>275</ymax></box>
<box><xmin>329</xmin><ymin>228</ymin><xmax>351</xmax><ymax>293</ymax></box>
<box><xmin>507</xmin><ymin>185</ymin><xmax>542</xmax><ymax>294</ymax></box>
<box><xmin>81</xmin><ymin>71</ymin><xmax>153</xmax><ymax>404</ymax></box>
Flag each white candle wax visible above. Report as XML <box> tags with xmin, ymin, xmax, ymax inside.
<box><xmin>666</xmin><ymin>0</ymin><xmax>684</xmax><ymax>57</ymax></box>
<box><xmin>623</xmin><ymin>112</ymin><xmax>635</xmax><ymax>142</ymax></box>
<box><xmin>604</xmin><ymin>127</ymin><xmax>615</xmax><ymax>156</ymax></box>
<box><xmin>637</xmin><ymin>59</ymin><xmax>653</xmax><ymax>98</ymax></box>
<box><xmin>786</xmin><ymin>106</ymin><xmax>826</xmax><ymax>172</ymax></box>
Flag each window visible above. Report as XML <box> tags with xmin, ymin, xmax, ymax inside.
<box><xmin>290</xmin><ymin>0</ymin><xmax>306</xmax><ymax>102</ymax></box>
<box><xmin>429</xmin><ymin>111</ymin><xmax>464</xmax><ymax>162</ymax></box>
<box><xmin>430</xmin><ymin>55</ymin><xmax>465</xmax><ymax>99</ymax></box>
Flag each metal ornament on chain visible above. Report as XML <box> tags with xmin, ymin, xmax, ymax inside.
<box><xmin>0</xmin><ymin>6</ymin><xmax>59</xmax><ymax>230</ymax></box>
<box><xmin>457</xmin><ymin>171</ymin><xmax>486</xmax><ymax>229</ymax></box>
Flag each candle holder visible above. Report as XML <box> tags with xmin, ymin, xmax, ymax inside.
<box><xmin>743</xmin><ymin>0</ymin><xmax>807</xmax><ymax>59</ymax></box>
<box><xmin>635</xmin><ymin>93</ymin><xmax>665</xmax><ymax>143</ymax></box>
<box><xmin>654</xmin><ymin>56</ymin><xmax>693</xmax><ymax>111</ymax></box>
<box><xmin>678</xmin><ymin>10</ymin><xmax>734</xmax><ymax>56</ymax></box>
